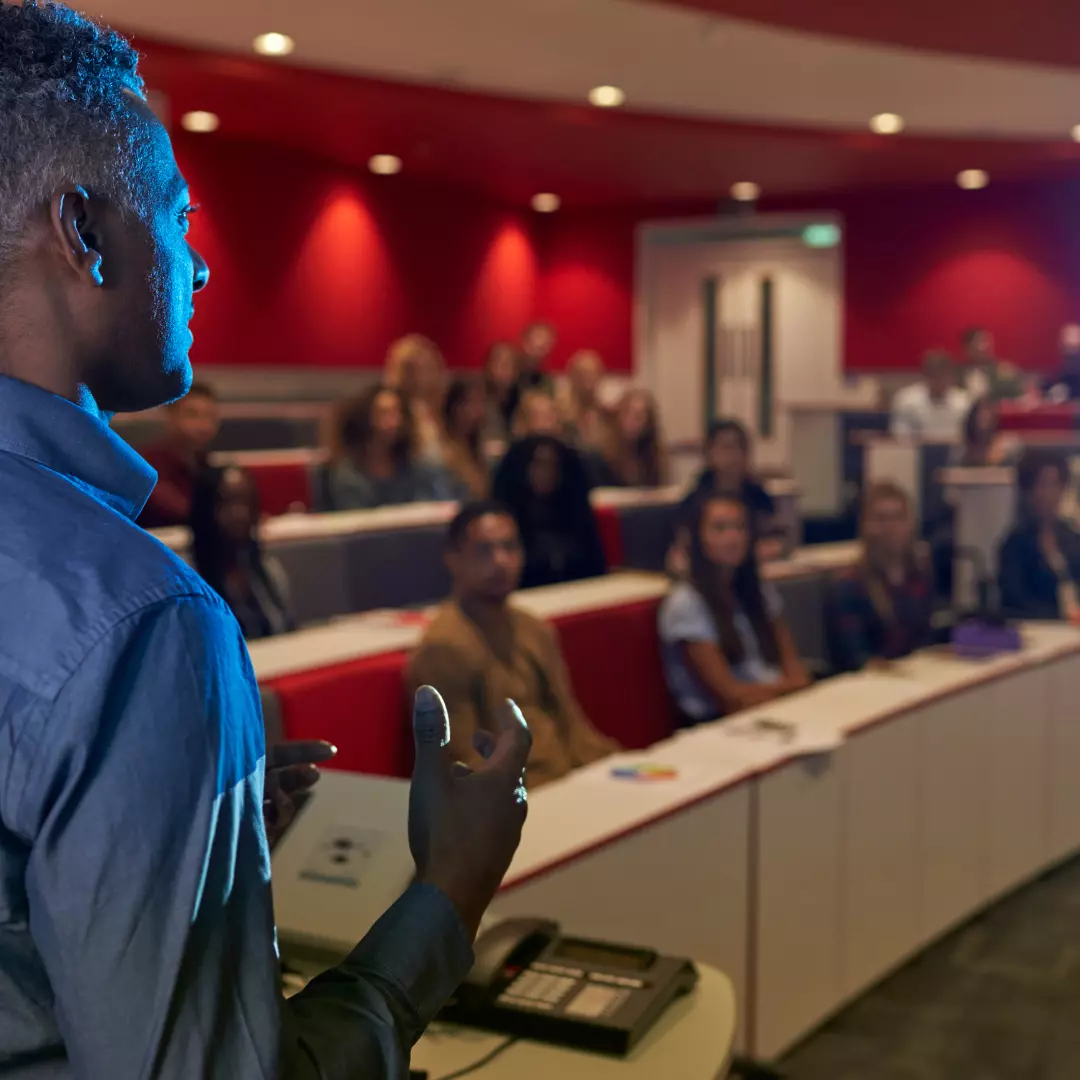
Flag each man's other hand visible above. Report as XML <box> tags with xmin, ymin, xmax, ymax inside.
<box><xmin>263</xmin><ymin>740</ymin><xmax>337</xmax><ymax>847</ymax></box>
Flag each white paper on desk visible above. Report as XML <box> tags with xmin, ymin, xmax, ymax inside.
<box><xmin>713</xmin><ymin>715</ymin><xmax>844</xmax><ymax>759</ymax></box>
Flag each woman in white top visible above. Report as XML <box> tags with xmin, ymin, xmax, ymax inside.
<box><xmin>658</xmin><ymin>492</ymin><xmax>810</xmax><ymax>726</ymax></box>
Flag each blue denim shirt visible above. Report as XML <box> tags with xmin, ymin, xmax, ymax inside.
<box><xmin>0</xmin><ymin>376</ymin><xmax>471</xmax><ymax>1078</ymax></box>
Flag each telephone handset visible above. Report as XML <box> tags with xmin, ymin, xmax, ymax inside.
<box><xmin>440</xmin><ymin>916</ymin><xmax>698</xmax><ymax>1055</ymax></box>
<box><xmin>463</xmin><ymin>916</ymin><xmax>560</xmax><ymax>989</ymax></box>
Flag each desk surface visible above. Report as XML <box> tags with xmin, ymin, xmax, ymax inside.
<box><xmin>410</xmin><ymin>963</ymin><xmax>734</xmax><ymax>1080</ymax></box>
<box><xmin>496</xmin><ymin>623</ymin><xmax>1080</xmax><ymax>892</ymax></box>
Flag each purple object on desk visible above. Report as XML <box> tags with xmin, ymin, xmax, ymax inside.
<box><xmin>952</xmin><ymin>620</ymin><xmax>1022</xmax><ymax>658</ymax></box>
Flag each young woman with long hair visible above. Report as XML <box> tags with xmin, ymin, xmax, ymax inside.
<box><xmin>999</xmin><ymin>449</ymin><xmax>1080</xmax><ymax>621</ymax></box>
<box><xmin>658</xmin><ymin>492</ymin><xmax>809</xmax><ymax>725</ymax></box>
<box><xmin>329</xmin><ymin>384</ymin><xmax>454</xmax><ymax>510</ymax></box>
<box><xmin>383</xmin><ymin>333</ymin><xmax>447</xmax><ymax>464</ymax></box>
<box><xmin>442</xmin><ymin>376</ymin><xmax>490</xmax><ymax>500</ymax></box>
<box><xmin>825</xmin><ymin>482</ymin><xmax>934</xmax><ymax>672</ymax></box>
<box><xmin>597</xmin><ymin>388</ymin><xmax>666</xmax><ymax>487</ymax></box>
<box><xmin>190</xmin><ymin>466</ymin><xmax>295</xmax><ymax>640</ymax></box>
<box><xmin>492</xmin><ymin>434</ymin><xmax>607</xmax><ymax>589</ymax></box>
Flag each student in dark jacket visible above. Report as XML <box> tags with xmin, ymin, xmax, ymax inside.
<box><xmin>492</xmin><ymin>435</ymin><xmax>607</xmax><ymax>589</ymax></box>
<box><xmin>668</xmin><ymin>417</ymin><xmax>779</xmax><ymax>576</ymax></box>
<box><xmin>998</xmin><ymin>449</ymin><xmax>1080</xmax><ymax>622</ymax></box>
<box><xmin>680</xmin><ymin>418</ymin><xmax>775</xmax><ymax>533</ymax></box>
<box><xmin>826</xmin><ymin>482</ymin><xmax>935</xmax><ymax>672</ymax></box>
<box><xmin>190</xmin><ymin>466</ymin><xmax>295</xmax><ymax>640</ymax></box>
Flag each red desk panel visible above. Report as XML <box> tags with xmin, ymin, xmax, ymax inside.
<box><xmin>265</xmin><ymin>649</ymin><xmax>413</xmax><ymax>778</ymax></box>
<box><xmin>247</xmin><ymin>461</ymin><xmax>313</xmax><ymax>516</ymax></box>
<box><xmin>262</xmin><ymin>596</ymin><xmax>673</xmax><ymax>777</ymax></box>
<box><xmin>553</xmin><ymin>597</ymin><xmax>672</xmax><ymax>750</ymax></box>
<box><xmin>997</xmin><ymin>404</ymin><xmax>1077</xmax><ymax>433</ymax></box>
<box><xmin>593</xmin><ymin>504</ymin><xmax>626</xmax><ymax>569</ymax></box>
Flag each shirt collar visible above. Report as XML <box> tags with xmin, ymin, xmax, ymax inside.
<box><xmin>0</xmin><ymin>375</ymin><xmax>157</xmax><ymax>519</ymax></box>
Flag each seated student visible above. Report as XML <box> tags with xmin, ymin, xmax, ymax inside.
<box><xmin>492</xmin><ymin>435</ymin><xmax>608</xmax><ymax>589</ymax></box>
<box><xmin>681</xmin><ymin>418</ymin><xmax>775</xmax><ymax>537</ymax></box>
<box><xmin>998</xmin><ymin>449</ymin><xmax>1080</xmax><ymax>622</ymax></box>
<box><xmin>442</xmin><ymin>376</ymin><xmax>490</xmax><ymax>501</ymax></box>
<box><xmin>383</xmin><ymin>333</ymin><xmax>447</xmax><ymax>465</ymax></box>
<box><xmin>669</xmin><ymin>418</ymin><xmax>781</xmax><ymax>574</ymax></box>
<box><xmin>409</xmin><ymin>501</ymin><xmax>620</xmax><ymax>787</ymax></box>
<box><xmin>482</xmin><ymin>340</ymin><xmax>520</xmax><ymax>449</ymax></box>
<box><xmin>556</xmin><ymin>349</ymin><xmax>609</xmax><ymax>452</ymax></box>
<box><xmin>329</xmin><ymin>384</ymin><xmax>454</xmax><ymax>510</ymax></box>
<box><xmin>1044</xmin><ymin>322</ymin><xmax>1080</xmax><ymax>401</ymax></box>
<box><xmin>190</xmin><ymin>466</ymin><xmax>294</xmax><ymax>640</ymax></box>
<box><xmin>890</xmin><ymin>350</ymin><xmax>970</xmax><ymax>441</ymax></box>
<box><xmin>594</xmin><ymin>388</ymin><xmax>666</xmax><ymax>488</ymax></box>
<box><xmin>137</xmin><ymin>381</ymin><xmax>219</xmax><ymax>528</ymax></box>
<box><xmin>512</xmin><ymin>386</ymin><xmax>562</xmax><ymax>439</ymax></box>
<box><xmin>826</xmin><ymin>482</ymin><xmax>935</xmax><ymax>672</ymax></box>
<box><xmin>953</xmin><ymin>397</ymin><xmax>1020</xmax><ymax>467</ymax></box>
<box><xmin>658</xmin><ymin>493</ymin><xmax>810</xmax><ymax>725</ymax></box>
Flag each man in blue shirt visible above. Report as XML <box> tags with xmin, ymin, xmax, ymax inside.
<box><xmin>0</xmin><ymin>3</ymin><xmax>530</xmax><ymax>1077</ymax></box>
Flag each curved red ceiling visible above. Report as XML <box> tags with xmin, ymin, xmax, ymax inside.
<box><xmin>661</xmin><ymin>0</ymin><xmax>1080</xmax><ymax>69</ymax></box>
<box><xmin>137</xmin><ymin>39</ymin><xmax>1080</xmax><ymax>207</ymax></box>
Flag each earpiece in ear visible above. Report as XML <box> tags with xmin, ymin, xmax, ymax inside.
<box><xmin>89</xmin><ymin>256</ymin><xmax>104</xmax><ymax>286</ymax></box>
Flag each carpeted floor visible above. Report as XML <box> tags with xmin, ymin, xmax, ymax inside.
<box><xmin>778</xmin><ymin>856</ymin><xmax>1080</xmax><ymax>1080</ymax></box>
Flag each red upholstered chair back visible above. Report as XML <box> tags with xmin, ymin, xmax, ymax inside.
<box><xmin>263</xmin><ymin>594</ymin><xmax>673</xmax><ymax>779</ymax></box>
<box><xmin>265</xmin><ymin>650</ymin><xmax>413</xmax><ymax>778</ymax></box>
<box><xmin>552</xmin><ymin>596</ymin><xmax>673</xmax><ymax>750</ymax></box>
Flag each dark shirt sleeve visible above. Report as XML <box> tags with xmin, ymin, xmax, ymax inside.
<box><xmin>15</xmin><ymin>595</ymin><xmax>472</xmax><ymax>1079</ymax></box>
<box><xmin>998</xmin><ymin>530</ymin><xmax>1059</xmax><ymax>619</ymax></box>
<box><xmin>825</xmin><ymin>577</ymin><xmax>874</xmax><ymax>672</ymax></box>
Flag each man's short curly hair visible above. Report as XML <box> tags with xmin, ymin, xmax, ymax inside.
<box><xmin>0</xmin><ymin>1</ymin><xmax>151</xmax><ymax>263</ymax></box>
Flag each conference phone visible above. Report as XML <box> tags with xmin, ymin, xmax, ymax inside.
<box><xmin>438</xmin><ymin>916</ymin><xmax>699</xmax><ymax>1055</ymax></box>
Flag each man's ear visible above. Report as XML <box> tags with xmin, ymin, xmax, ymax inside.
<box><xmin>49</xmin><ymin>186</ymin><xmax>104</xmax><ymax>286</ymax></box>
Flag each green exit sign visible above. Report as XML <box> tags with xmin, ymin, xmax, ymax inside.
<box><xmin>802</xmin><ymin>223</ymin><xmax>842</xmax><ymax>248</ymax></box>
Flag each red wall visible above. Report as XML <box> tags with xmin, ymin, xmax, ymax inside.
<box><xmin>779</xmin><ymin>180</ymin><xmax>1080</xmax><ymax>371</ymax></box>
<box><xmin>536</xmin><ymin>180</ymin><xmax>1080</xmax><ymax>374</ymax></box>
<box><xmin>177</xmin><ymin>137</ymin><xmax>541</xmax><ymax>371</ymax></box>
<box><xmin>176</xmin><ymin>132</ymin><xmax>1080</xmax><ymax>375</ymax></box>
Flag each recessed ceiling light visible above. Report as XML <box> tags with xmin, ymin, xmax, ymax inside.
<box><xmin>253</xmin><ymin>32</ymin><xmax>294</xmax><ymax>57</ymax></box>
<box><xmin>588</xmin><ymin>85</ymin><xmax>625</xmax><ymax>108</ymax></box>
<box><xmin>869</xmin><ymin>112</ymin><xmax>904</xmax><ymax>135</ymax></box>
<box><xmin>368</xmin><ymin>154</ymin><xmax>403</xmax><ymax>176</ymax></box>
<box><xmin>180</xmin><ymin>110</ymin><xmax>220</xmax><ymax>134</ymax></box>
<box><xmin>730</xmin><ymin>181</ymin><xmax>760</xmax><ymax>202</ymax></box>
<box><xmin>956</xmin><ymin>169</ymin><xmax>989</xmax><ymax>190</ymax></box>
<box><xmin>1071</xmin><ymin>124</ymin><xmax>1080</xmax><ymax>143</ymax></box>
<box><xmin>531</xmin><ymin>193</ymin><xmax>561</xmax><ymax>213</ymax></box>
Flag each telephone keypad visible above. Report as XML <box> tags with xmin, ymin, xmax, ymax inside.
<box><xmin>499</xmin><ymin>968</ymin><xmax>577</xmax><ymax>1009</ymax></box>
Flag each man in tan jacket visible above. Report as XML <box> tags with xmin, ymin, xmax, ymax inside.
<box><xmin>410</xmin><ymin>501</ymin><xmax>620</xmax><ymax>786</ymax></box>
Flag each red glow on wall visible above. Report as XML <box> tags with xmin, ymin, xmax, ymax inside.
<box><xmin>457</xmin><ymin>218</ymin><xmax>539</xmax><ymax>364</ymax></box>
<box><xmin>281</xmin><ymin>186</ymin><xmax>403</xmax><ymax>367</ymax></box>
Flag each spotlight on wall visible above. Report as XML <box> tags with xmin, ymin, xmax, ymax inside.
<box><xmin>730</xmin><ymin>181</ymin><xmax>760</xmax><ymax>202</ymax></box>
<box><xmin>956</xmin><ymin>169</ymin><xmax>989</xmax><ymax>190</ymax></box>
<box><xmin>869</xmin><ymin>112</ymin><xmax>904</xmax><ymax>135</ymax></box>
<box><xmin>253</xmin><ymin>32</ymin><xmax>294</xmax><ymax>57</ymax></box>
<box><xmin>588</xmin><ymin>85</ymin><xmax>626</xmax><ymax>108</ymax></box>
<box><xmin>531</xmin><ymin>193</ymin><xmax>561</xmax><ymax>213</ymax></box>
<box><xmin>180</xmin><ymin>111</ymin><xmax>220</xmax><ymax>134</ymax></box>
<box><xmin>368</xmin><ymin>154</ymin><xmax>403</xmax><ymax>176</ymax></box>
